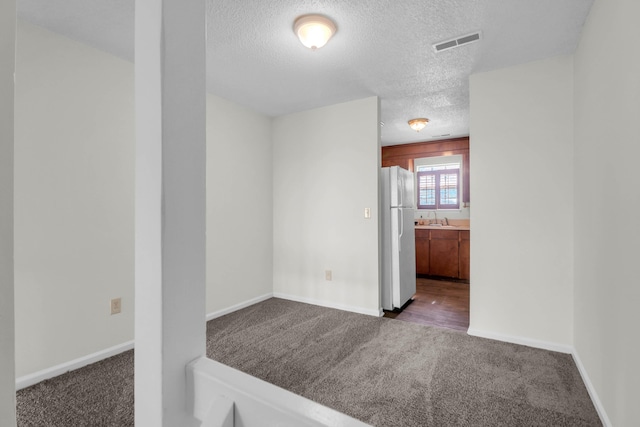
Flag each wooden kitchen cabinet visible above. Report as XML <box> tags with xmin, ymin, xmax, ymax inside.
<box><xmin>415</xmin><ymin>228</ymin><xmax>470</xmax><ymax>281</ymax></box>
<box><xmin>415</xmin><ymin>229</ymin><xmax>430</xmax><ymax>275</ymax></box>
<box><xmin>459</xmin><ymin>231</ymin><xmax>470</xmax><ymax>280</ymax></box>
<box><xmin>429</xmin><ymin>229</ymin><xmax>459</xmax><ymax>278</ymax></box>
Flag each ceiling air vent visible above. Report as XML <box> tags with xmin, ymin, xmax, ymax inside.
<box><xmin>434</xmin><ymin>32</ymin><xmax>481</xmax><ymax>52</ymax></box>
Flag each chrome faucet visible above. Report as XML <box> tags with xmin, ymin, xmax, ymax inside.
<box><xmin>428</xmin><ymin>210</ymin><xmax>438</xmax><ymax>225</ymax></box>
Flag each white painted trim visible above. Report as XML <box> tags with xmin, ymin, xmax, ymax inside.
<box><xmin>15</xmin><ymin>294</ymin><xmax>275</xmax><ymax>390</ymax></box>
<box><xmin>466</xmin><ymin>328</ymin><xmax>573</xmax><ymax>354</ymax></box>
<box><xmin>15</xmin><ymin>340</ymin><xmax>134</xmax><ymax>390</ymax></box>
<box><xmin>466</xmin><ymin>329</ymin><xmax>611</xmax><ymax>425</ymax></box>
<box><xmin>273</xmin><ymin>292</ymin><xmax>380</xmax><ymax>317</ymax></box>
<box><xmin>571</xmin><ymin>349</ymin><xmax>612</xmax><ymax>427</ymax></box>
<box><xmin>206</xmin><ymin>293</ymin><xmax>273</xmax><ymax>322</ymax></box>
<box><xmin>188</xmin><ymin>356</ymin><xmax>371</xmax><ymax>426</ymax></box>
<box><xmin>200</xmin><ymin>395</ymin><xmax>234</xmax><ymax>427</ymax></box>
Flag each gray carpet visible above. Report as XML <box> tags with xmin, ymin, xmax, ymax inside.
<box><xmin>17</xmin><ymin>298</ymin><xmax>601</xmax><ymax>426</ymax></box>
<box><xmin>16</xmin><ymin>350</ymin><xmax>134</xmax><ymax>426</ymax></box>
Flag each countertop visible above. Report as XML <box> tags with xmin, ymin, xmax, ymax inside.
<box><xmin>415</xmin><ymin>225</ymin><xmax>470</xmax><ymax>231</ymax></box>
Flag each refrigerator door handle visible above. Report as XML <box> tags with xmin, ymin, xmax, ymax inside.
<box><xmin>398</xmin><ymin>174</ymin><xmax>404</xmax><ymax>207</ymax></box>
<box><xmin>398</xmin><ymin>208</ymin><xmax>404</xmax><ymax>251</ymax></box>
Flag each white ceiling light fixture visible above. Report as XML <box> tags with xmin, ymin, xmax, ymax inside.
<box><xmin>294</xmin><ymin>14</ymin><xmax>337</xmax><ymax>50</ymax></box>
<box><xmin>408</xmin><ymin>118</ymin><xmax>430</xmax><ymax>132</ymax></box>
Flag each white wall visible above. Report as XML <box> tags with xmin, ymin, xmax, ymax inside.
<box><xmin>134</xmin><ymin>2</ymin><xmax>207</xmax><ymax>422</ymax></box>
<box><xmin>1</xmin><ymin>2</ymin><xmax>16</xmax><ymax>425</ymax></box>
<box><xmin>469</xmin><ymin>56</ymin><xmax>574</xmax><ymax>348</ymax></box>
<box><xmin>14</xmin><ymin>21</ymin><xmax>135</xmax><ymax>377</ymax></box>
<box><xmin>272</xmin><ymin>97</ymin><xmax>381</xmax><ymax>315</ymax></box>
<box><xmin>13</xmin><ymin>21</ymin><xmax>276</xmax><ymax>379</ymax></box>
<box><xmin>206</xmin><ymin>94</ymin><xmax>273</xmax><ymax>314</ymax></box>
<box><xmin>573</xmin><ymin>0</ymin><xmax>640</xmax><ymax>424</ymax></box>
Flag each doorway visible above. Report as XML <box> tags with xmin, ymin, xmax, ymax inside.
<box><xmin>383</xmin><ymin>278</ymin><xmax>469</xmax><ymax>331</ymax></box>
<box><xmin>381</xmin><ymin>138</ymin><xmax>471</xmax><ymax>332</ymax></box>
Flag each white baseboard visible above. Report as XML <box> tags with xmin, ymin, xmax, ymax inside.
<box><xmin>571</xmin><ymin>349</ymin><xmax>612</xmax><ymax>427</ymax></box>
<box><xmin>13</xmin><ymin>297</ymin><xmax>612</xmax><ymax>427</ymax></box>
<box><xmin>16</xmin><ymin>340</ymin><xmax>134</xmax><ymax>390</ymax></box>
<box><xmin>206</xmin><ymin>293</ymin><xmax>274</xmax><ymax>321</ymax></box>
<box><xmin>273</xmin><ymin>292</ymin><xmax>380</xmax><ymax>317</ymax></box>
<box><xmin>466</xmin><ymin>328</ymin><xmax>573</xmax><ymax>354</ymax></box>
<box><xmin>466</xmin><ymin>328</ymin><xmax>611</xmax><ymax>425</ymax></box>
<box><xmin>16</xmin><ymin>294</ymin><xmax>275</xmax><ymax>390</ymax></box>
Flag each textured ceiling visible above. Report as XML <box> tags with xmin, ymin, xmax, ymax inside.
<box><xmin>17</xmin><ymin>0</ymin><xmax>594</xmax><ymax>146</ymax></box>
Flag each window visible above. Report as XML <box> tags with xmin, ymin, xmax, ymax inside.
<box><xmin>416</xmin><ymin>163</ymin><xmax>460</xmax><ymax>210</ymax></box>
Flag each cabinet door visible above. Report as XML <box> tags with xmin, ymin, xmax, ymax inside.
<box><xmin>415</xmin><ymin>229</ymin><xmax>430</xmax><ymax>275</ymax></box>
<box><xmin>459</xmin><ymin>231</ymin><xmax>470</xmax><ymax>280</ymax></box>
<box><xmin>429</xmin><ymin>230</ymin><xmax>459</xmax><ymax>278</ymax></box>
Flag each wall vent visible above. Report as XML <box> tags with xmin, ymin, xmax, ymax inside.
<box><xmin>434</xmin><ymin>32</ymin><xmax>481</xmax><ymax>52</ymax></box>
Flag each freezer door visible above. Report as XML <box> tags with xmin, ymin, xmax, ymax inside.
<box><xmin>399</xmin><ymin>167</ymin><xmax>415</xmax><ymax>209</ymax></box>
<box><xmin>390</xmin><ymin>207</ymin><xmax>417</xmax><ymax>309</ymax></box>
<box><xmin>387</xmin><ymin>166</ymin><xmax>415</xmax><ymax>208</ymax></box>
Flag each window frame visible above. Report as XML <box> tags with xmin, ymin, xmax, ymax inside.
<box><xmin>416</xmin><ymin>168</ymin><xmax>460</xmax><ymax>210</ymax></box>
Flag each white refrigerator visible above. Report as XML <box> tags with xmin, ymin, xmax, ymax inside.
<box><xmin>381</xmin><ymin>166</ymin><xmax>416</xmax><ymax>311</ymax></box>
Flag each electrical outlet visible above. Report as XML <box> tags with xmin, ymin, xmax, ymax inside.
<box><xmin>325</xmin><ymin>270</ymin><xmax>332</xmax><ymax>281</ymax></box>
<box><xmin>110</xmin><ymin>298</ymin><xmax>122</xmax><ymax>315</ymax></box>
<box><xmin>364</xmin><ymin>207</ymin><xmax>371</xmax><ymax>219</ymax></box>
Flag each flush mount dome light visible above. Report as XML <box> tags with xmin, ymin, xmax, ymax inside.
<box><xmin>408</xmin><ymin>118</ymin><xmax>430</xmax><ymax>132</ymax></box>
<box><xmin>294</xmin><ymin>14</ymin><xmax>337</xmax><ymax>50</ymax></box>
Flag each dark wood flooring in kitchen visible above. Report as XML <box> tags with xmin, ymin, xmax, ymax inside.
<box><xmin>384</xmin><ymin>278</ymin><xmax>470</xmax><ymax>331</ymax></box>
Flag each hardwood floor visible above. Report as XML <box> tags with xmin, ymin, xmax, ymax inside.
<box><xmin>383</xmin><ymin>278</ymin><xmax>470</xmax><ymax>331</ymax></box>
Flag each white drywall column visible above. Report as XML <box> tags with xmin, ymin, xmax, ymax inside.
<box><xmin>134</xmin><ymin>0</ymin><xmax>206</xmax><ymax>425</ymax></box>
<box><xmin>0</xmin><ymin>1</ymin><xmax>16</xmax><ymax>425</ymax></box>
